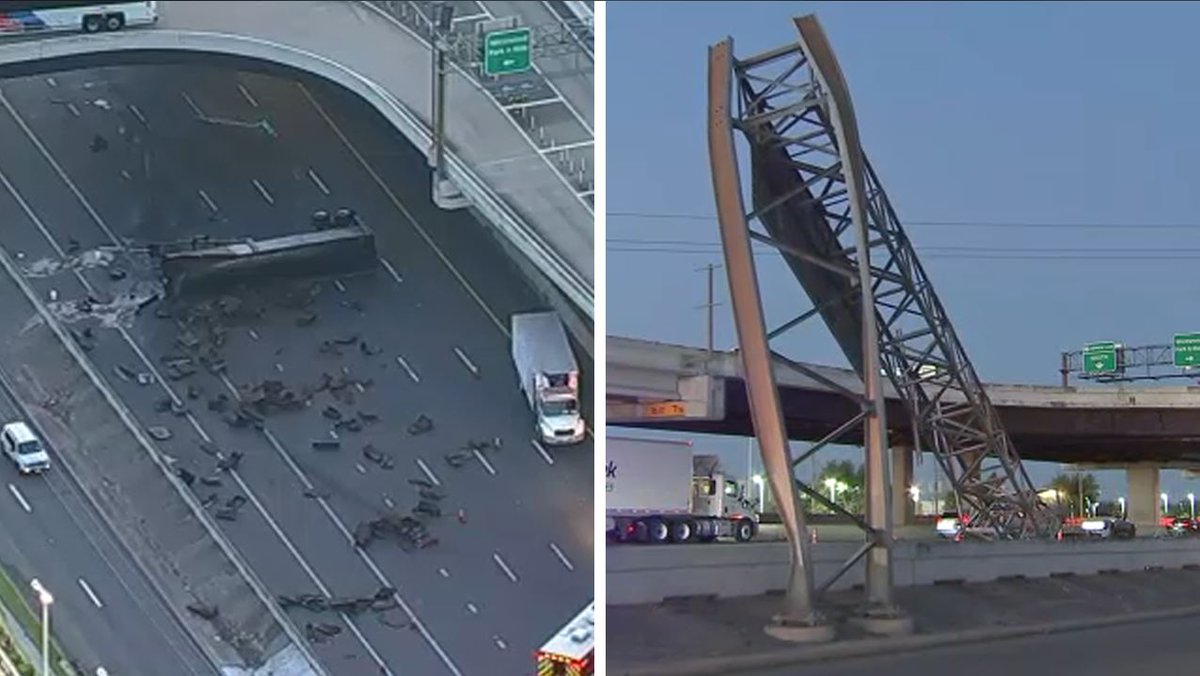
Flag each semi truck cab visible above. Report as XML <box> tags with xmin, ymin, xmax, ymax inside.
<box><xmin>535</xmin><ymin>378</ymin><xmax>585</xmax><ymax>446</ymax></box>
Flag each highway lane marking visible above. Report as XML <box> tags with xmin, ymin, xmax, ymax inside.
<box><xmin>539</xmin><ymin>139</ymin><xmax>593</xmax><ymax>155</ymax></box>
<box><xmin>395</xmin><ymin>356</ymin><xmax>420</xmax><ymax>383</ymax></box>
<box><xmin>180</xmin><ymin>91</ymin><xmax>204</xmax><ymax>118</ymax></box>
<box><xmin>297</xmin><ymin>83</ymin><xmax>510</xmax><ymax>337</ymax></box>
<box><xmin>274</xmin><ymin>363</ymin><xmax>284</xmax><ymax>373</ymax></box>
<box><xmin>251</xmin><ymin>178</ymin><xmax>275</xmax><ymax>205</ymax></box>
<box><xmin>416</xmin><ymin>458</ymin><xmax>441</xmax><ymax>486</ymax></box>
<box><xmin>128</xmin><ymin>103</ymin><xmax>148</xmax><ymax>128</ymax></box>
<box><xmin>531</xmin><ymin>439</ymin><xmax>554</xmax><ymax>465</ymax></box>
<box><xmin>0</xmin><ymin>93</ymin><xmax>402</xmax><ymax>675</ymax></box>
<box><xmin>8</xmin><ymin>484</ymin><xmax>31</xmax><ymax>513</ymax></box>
<box><xmin>453</xmin><ymin>347</ymin><xmax>480</xmax><ymax>378</ymax></box>
<box><xmin>307</xmin><ymin>168</ymin><xmax>330</xmax><ymax>195</ymax></box>
<box><xmin>492</xmin><ymin>552</ymin><xmax>518</xmax><ymax>583</ymax></box>
<box><xmin>451</xmin><ymin>12</ymin><xmax>487</xmax><ymax>23</ymax></box>
<box><xmin>493</xmin><ymin>635</ymin><xmax>507</xmax><ymax>650</ymax></box>
<box><xmin>237</xmin><ymin>83</ymin><xmax>259</xmax><ymax>108</ymax></box>
<box><xmin>248</xmin><ymin>329</ymin><xmax>260</xmax><ymax>341</ymax></box>
<box><xmin>501</xmin><ymin>97</ymin><xmax>564</xmax><ymax>112</ymax></box>
<box><xmin>548</xmin><ymin>542</ymin><xmax>574</xmax><ymax>571</ymax></box>
<box><xmin>379</xmin><ymin>257</ymin><xmax>403</xmax><ymax>284</ymax></box>
<box><xmin>472</xmin><ymin>448</ymin><xmax>497</xmax><ymax>476</ymax></box>
<box><xmin>119</xmin><ymin>169</ymin><xmax>131</xmax><ymax>181</ymax></box>
<box><xmin>466</xmin><ymin>602</ymin><xmax>478</xmax><ymax>615</ymax></box>
<box><xmin>66</xmin><ymin>102</ymin><xmax>79</xmax><ymax>118</ymax></box>
<box><xmin>333</xmin><ymin>279</ymin><xmax>346</xmax><ymax>293</ymax></box>
<box><xmin>383</xmin><ymin>497</ymin><xmax>395</xmax><ymax>509</ymax></box>
<box><xmin>45</xmin><ymin>77</ymin><xmax>56</xmax><ymax>88</ymax></box>
<box><xmin>197</xmin><ymin>189</ymin><xmax>218</xmax><ymax>214</ymax></box>
<box><xmin>438</xmin><ymin>568</ymin><xmax>449</xmax><ymax>578</ymax></box>
<box><xmin>0</xmin><ymin>168</ymin><xmax>67</xmax><ymax>261</ymax></box>
<box><xmin>355</xmin><ymin>463</ymin><xmax>367</xmax><ymax>475</ymax></box>
<box><xmin>77</xmin><ymin>578</ymin><xmax>103</xmax><ymax>609</ymax></box>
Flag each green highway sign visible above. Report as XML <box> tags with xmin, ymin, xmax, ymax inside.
<box><xmin>1175</xmin><ymin>332</ymin><xmax>1200</xmax><ymax>367</ymax></box>
<box><xmin>1083</xmin><ymin>341</ymin><xmax>1118</xmax><ymax>375</ymax></box>
<box><xmin>483</xmin><ymin>28</ymin><xmax>532</xmax><ymax>76</ymax></box>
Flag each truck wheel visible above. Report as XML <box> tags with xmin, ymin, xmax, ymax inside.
<box><xmin>734</xmin><ymin>518</ymin><xmax>755</xmax><ymax>542</ymax></box>
<box><xmin>632</xmin><ymin>520</ymin><xmax>650</xmax><ymax>543</ymax></box>
<box><xmin>646</xmin><ymin>518</ymin><xmax>670</xmax><ymax>544</ymax></box>
<box><xmin>670</xmin><ymin>519</ymin><xmax>696</xmax><ymax>543</ymax></box>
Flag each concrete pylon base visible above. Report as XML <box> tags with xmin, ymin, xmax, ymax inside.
<box><xmin>764</xmin><ymin>614</ymin><xmax>836</xmax><ymax>644</ymax></box>
<box><xmin>432</xmin><ymin>178</ymin><xmax>470</xmax><ymax>210</ymax></box>
<box><xmin>847</xmin><ymin>607</ymin><xmax>915</xmax><ymax>637</ymax></box>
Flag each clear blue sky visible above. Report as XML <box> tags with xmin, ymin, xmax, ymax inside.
<box><xmin>606</xmin><ymin>1</ymin><xmax>1200</xmax><ymax>506</ymax></box>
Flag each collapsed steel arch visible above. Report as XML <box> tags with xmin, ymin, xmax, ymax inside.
<box><xmin>708</xmin><ymin>15</ymin><xmax>1059</xmax><ymax>622</ymax></box>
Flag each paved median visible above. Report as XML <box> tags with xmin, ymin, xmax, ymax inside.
<box><xmin>610</xmin><ymin>564</ymin><xmax>1200</xmax><ymax>675</ymax></box>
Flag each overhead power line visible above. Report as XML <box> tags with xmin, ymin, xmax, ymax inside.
<box><xmin>607</xmin><ymin>211</ymin><xmax>1200</xmax><ymax>231</ymax></box>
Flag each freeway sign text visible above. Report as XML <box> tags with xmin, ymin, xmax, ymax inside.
<box><xmin>1175</xmin><ymin>332</ymin><xmax>1200</xmax><ymax>367</ymax></box>
<box><xmin>483</xmin><ymin>28</ymin><xmax>532</xmax><ymax>76</ymax></box>
<box><xmin>1083</xmin><ymin>341</ymin><xmax>1118</xmax><ymax>375</ymax></box>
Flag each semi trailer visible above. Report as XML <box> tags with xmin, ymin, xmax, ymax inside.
<box><xmin>606</xmin><ymin>435</ymin><xmax>758</xmax><ymax>544</ymax></box>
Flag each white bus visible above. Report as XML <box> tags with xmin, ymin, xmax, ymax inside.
<box><xmin>536</xmin><ymin>601</ymin><xmax>594</xmax><ymax>676</ymax></box>
<box><xmin>0</xmin><ymin>1</ymin><xmax>157</xmax><ymax>35</ymax></box>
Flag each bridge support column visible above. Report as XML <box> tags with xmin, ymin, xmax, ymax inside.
<box><xmin>891</xmin><ymin>446</ymin><xmax>915</xmax><ymax>527</ymax></box>
<box><xmin>1127</xmin><ymin>466</ymin><xmax>1161</xmax><ymax>535</ymax></box>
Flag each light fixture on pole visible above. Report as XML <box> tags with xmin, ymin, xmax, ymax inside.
<box><xmin>1118</xmin><ymin>496</ymin><xmax>1126</xmax><ymax>519</ymax></box>
<box><xmin>1189</xmin><ymin>493</ymin><xmax>1196</xmax><ymax>519</ymax></box>
<box><xmin>1161</xmin><ymin>492</ymin><xmax>1170</xmax><ymax>514</ymax></box>
<box><xmin>30</xmin><ymin>578</ymin><xmax>52</xmax><ymax>676</ymax></box>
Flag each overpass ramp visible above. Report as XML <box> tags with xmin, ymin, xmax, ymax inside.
<box><xmin>0</xmin><ymin>0</ymin><xmax>594</xmax><ymax>319</ymax></box>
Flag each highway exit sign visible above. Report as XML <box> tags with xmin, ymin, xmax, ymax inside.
<box><xmin>1083</xmin><ymin>341</ymin><xmax>1118</xmax><ymax>375</ymax></box>
<box><xmin>483</xmin><ymin>28</ymin><xmax>531</xmax><ymax>76</ymax></box>
<box><xmin>1174</xmin><ymin>332</ymin><xmax>1200</xmax><ymax>367</ymax></box>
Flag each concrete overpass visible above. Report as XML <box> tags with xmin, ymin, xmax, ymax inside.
<box><xmin>608</xmin><ymin>336</ymin><xmax>1200</xmax><ymax>529</ymax></box>
<box><xmin>0</xmin><ymin>0</ymin><xmax>594</xmax><ymax>326</ymax></box>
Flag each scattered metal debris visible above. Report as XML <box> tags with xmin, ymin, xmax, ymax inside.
<box><xmin>216</xmin><ymin>451</ymin><xmax>244</xmax><ymax>473</ymax></box>
<box><xmin>407</xmin><ymin>414</ymin><xmax>434</xmax><ymax>436</ymax></box>
<box><xmin>353</xmin><ymin>513</ymin><xmax>438</xmax><ymax>551</ymax></box>
<box><xmin>362</xmin><ymin>444</ymin><xmax>394</xmax><ymax>470</ymax></box>
<box><xmin>186</xmin><ymin>602</ymin><xmax>218</xmax><ymax>621</ymax></box>
<box><xmin>147</xmin><ymin>426</ymin><xmax>172</xmax><ymax>441</ymax></box>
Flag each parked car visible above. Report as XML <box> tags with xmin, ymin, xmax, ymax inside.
<box><xmin>1167</xmin><ymin>516</ymin><xmax>1200</xmax><ymax>536</ymax></box>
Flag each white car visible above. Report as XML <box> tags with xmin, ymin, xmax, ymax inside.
<box><xmin>1</xmin><ymin>422</ymin><xmax>51</xmax><ymax>475</ymax></box>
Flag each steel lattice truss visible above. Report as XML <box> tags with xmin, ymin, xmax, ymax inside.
<box><xmin>727</xmin><ymin>35</ymin><xmax>1059</xmax><ymax>539</ymax></box>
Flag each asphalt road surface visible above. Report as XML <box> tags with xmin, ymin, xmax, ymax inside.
<box><xmin>0</xmin><ymin>62</ymin><xmax>592</xmax><ymax>676</ymax></box>
<box><xmin>0</xmin><ymin>368</ymin><xmax>213</xmax><ymax>675</ymax></box>
<box><xmin>748</xmin><ymin>613</ymin><xmax>1200</xmax><ymax>676</ymax></box>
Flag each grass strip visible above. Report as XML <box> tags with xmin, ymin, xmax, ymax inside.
<box><xmin>0</xmin><ymin>566</ymin><xmax>74</xmax><ymax>675</ymax></box>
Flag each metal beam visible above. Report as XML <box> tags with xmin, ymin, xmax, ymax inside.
<box><xmin>708</xmin><ymin>38</ymin><xmax>824</xmax><ymax>631</ymax></box>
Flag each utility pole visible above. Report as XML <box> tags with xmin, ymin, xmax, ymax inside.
<box><xmin>429</xmin><ymin>2</ymin><xmax>468</xmax><ymax>209</ymax></box>
<box><xmin>695</xmin><ymin>263</ymin><xmax>723</xmax><ymax>355</ymax></box>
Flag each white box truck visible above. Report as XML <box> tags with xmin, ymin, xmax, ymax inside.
<box><xmin>511</xmin><ymin>312</ymin><xmax>585</xmax><ymax>446</ymax></box>
<box><xmin>606</xmin><ymin>435</ymin><xmax>758</xmax><ymax>544</ymax></box>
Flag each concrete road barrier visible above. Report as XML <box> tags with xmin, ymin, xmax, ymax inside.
<box><xmin>607</xmin><ymin>538</ymin><xmax>1200</xmax><ymax>605</ymax></box>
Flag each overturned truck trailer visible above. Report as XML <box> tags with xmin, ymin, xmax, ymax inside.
<box><xmin>158</xmin><ymin>225</ymin><xmax>378</xmax><ymax>297</ymax></box>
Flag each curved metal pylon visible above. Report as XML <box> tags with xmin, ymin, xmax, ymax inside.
<box><xmin>715</xmin><ymin>15</ymin><xmax>1057</xmax><ymax>545</ymax></box>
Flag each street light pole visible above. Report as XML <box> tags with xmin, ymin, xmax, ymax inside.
<box><xmin>30</xmin><ymin>579</ymin><xmax>51</xmax><ymax>676</ymax></box>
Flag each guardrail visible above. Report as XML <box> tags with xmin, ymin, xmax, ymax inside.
<box><xmin>607</xmin><ymin>538</ymin><xmax>1200</xmax><ymax>605</ymax></box>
